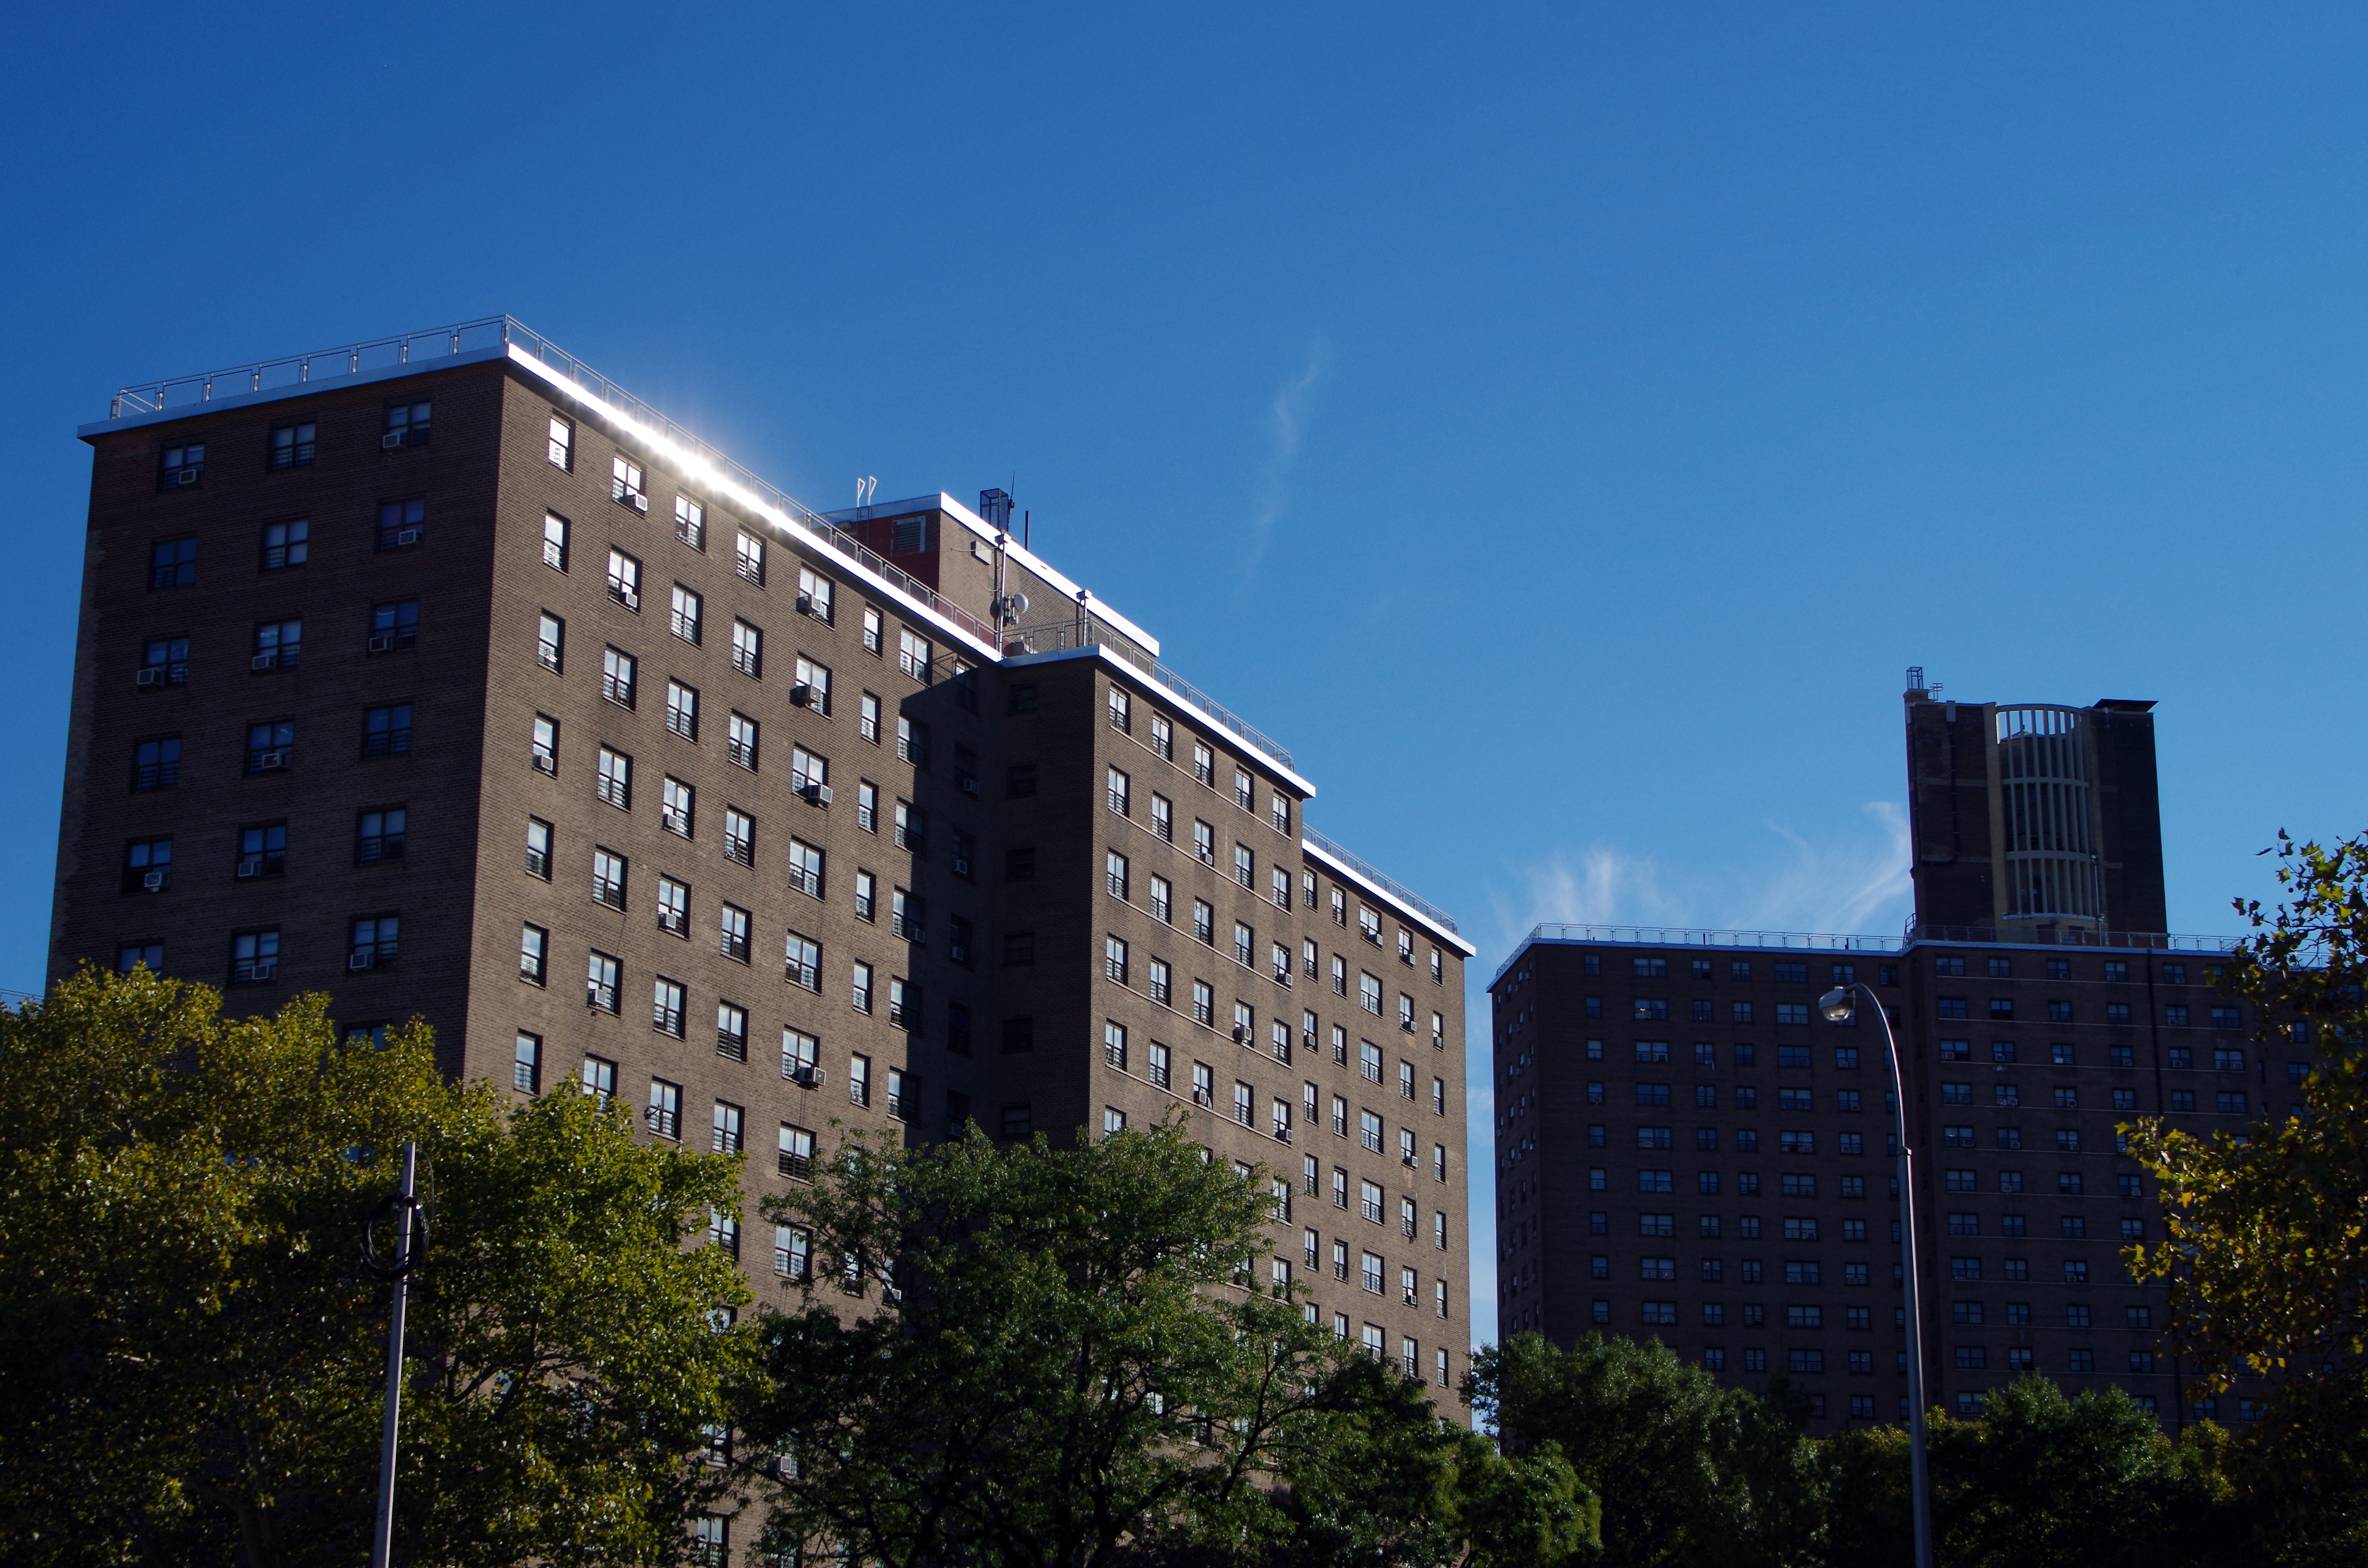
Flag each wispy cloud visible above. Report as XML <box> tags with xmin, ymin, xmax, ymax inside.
<box><xmin>1487</xmin><ymin>802</ymin><xmax>1913</xmax><ymax>957</ymax></box>
<box><xmin>1237</xmin><ymin>338</ymin><xmax>1328</xmax><ymax>592</ymax></box>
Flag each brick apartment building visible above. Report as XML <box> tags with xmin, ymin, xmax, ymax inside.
<box><xmin>52</xmin><ymin>318</ymin><xmax>1473</xmax><ymax>1416</ymax></box>
<box><xmin>1492</xmin><ymin>686</ymin><xmax>2296</xmax><ymax>1434</ymax></box>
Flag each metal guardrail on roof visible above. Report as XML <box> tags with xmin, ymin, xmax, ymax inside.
<box><xmin>102</xmin><ymin>314</ymin><xmax>1313</xmax><ymax>774</ymax></box>
<box><xmin>1903</xmin><ymin>924</ymin><xmax>2239</xmax><ymax>953</ymax></box>
<box><xmin>1304</xmin><ymin>829</ymin><xmax>1457</xmax><ymax>934</ymax></box>
<box><xmin>103</xmin><ymin>316</ymin><xmax>1005</xmax><ymax>649</ymax></box>
<box><xmin>1003</xmin><ymin>616</ymin><xmax>1297</xmax><ymax>773</ymax></box>
<box><xmin>1497</xmin><ymin>920</ymin><xmax>2244</xmax><ymax>985</ymax></box>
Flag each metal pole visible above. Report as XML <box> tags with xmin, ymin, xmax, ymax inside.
<box><xmin>370</xmin><ymin>1141</ymin><xmax>422</xmax><ymax>1568</ymax></box>
<box><xmin>1856</xmin><ymin>985</ymin><xmax>1935</xmax><ymax>1568</ymax></box>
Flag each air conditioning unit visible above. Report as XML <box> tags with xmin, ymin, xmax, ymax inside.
<box><xmin>663</xmin><ymin>809</ymin><xmax>688</xmax><ymax>835</ymax></box>
<box><xmin>250</xmin><ymin>653</ymin><xmax>276</xmax><ymax>671</ymax></box>
<box><xmin>1303</xmin><ymin>1030</ymin><xmax>1317</xmax><ymax>1050</ymax></box>
<box><xmin>1401</xmin><ymin>1153</ymin><xmax>1418</xmax><ymax>1169</ymax></box>
<box><xmin>959</xmin><ymin>776</ymin><xmax>980</xmax><ymax>796</ymax></box>
<box><xmin>141</xmin><ymin>870</ymin><xmax>168</xmax><ymax>892</ymax></box>
<box><xmin>795</xmin><ymin>593</ymin><xmax>814</xmax><ymax>614</ymax></box>
<box><xmin>368</xmin><ymin>635</ymin><xmax>394</xmax><ymax>653</ymax></box>
<box><xmin>629</xmin><ymin>493</ymin><xmax>649</xmax><ymax>513</ymax></box>
<box><xmin>619</xmin><ymin>590</ymin><xmax>640</xmax><ymax>611</ymax></box>
<box><xmin>790</xmin><ymin>683</ymin><xmax>814</xmax><ymax>706</ymax></box>
<box><xmin>382</xmin><ymin>430</ymin><xmax>406</xmax><ymax>449</ymax></box>
<box><xmin>348</xmin><ymin>952</ymin><xmax>375</xmax><ymax>971</ymax></box>
<box><xmin>531</xmin><ymin>751</ymin><xmax>556</xmax><ymax>774</ymax></box>
<box><xmin>1231</xmin><ymin>1025</ymin><xmax>1247</xmax><ymax>1044</ymax></box>
<box><xmin>235</xmin><ymin>858</ymin><xmax>262</xmax><ymax>879</ymax></box>
<box><xmin>134</xmin><ymin>668</ymin><xmax>162</xmax><ymax>687</ymax></box>
<box><xmin>254</xmin><ymin>751</ymin><xmax>286</xmax><ymax>770</ymax></box>
<box><xmin>799</xmin><ymin>782</ymin><xmax>832</xmax><ymax>807</ymax></box>
<box><xmin>395</xmin><ymin>527</ymin><xmax>421</xmax><ymax>546</ymax></box>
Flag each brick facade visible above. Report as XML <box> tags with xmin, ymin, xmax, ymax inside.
<box><xmin>56</xmin><ymin>336</ymin><xmax>1470</xmax><ymax>1413</ymax></box>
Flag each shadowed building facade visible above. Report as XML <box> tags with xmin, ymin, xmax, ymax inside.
<box><xmin>52</xmin><ymin>321</ymin><xmax>1475</xmax><ymax>1468</ymax></box>
<box><xmin>1493</xmin><ymin>682</ymin><xmax>2288</xmax><ymax>1434</ymax></box>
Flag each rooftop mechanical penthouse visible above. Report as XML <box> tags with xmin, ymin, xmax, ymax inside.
<box><xmin>1493</xmin><ymin>685</ymin><xmax>2297</xmax><ymax>1435</ymax></box>
<box><xmin>55</xmin><ymin>317</ymin><xmax>1473</xmax><ymax>1399</ymax></box>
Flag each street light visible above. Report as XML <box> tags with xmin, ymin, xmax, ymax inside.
<box><xmin>1820</xmin><ymin>984</ymin><xmax>1934</xmax><ymax>1568</ymax></box>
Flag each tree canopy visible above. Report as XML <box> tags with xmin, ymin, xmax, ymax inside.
<box><xmin>0</xmin><ymin>966</ymin><xmax>757</xmax><ymax>1568</ymax></box>
<box><xmin>1465</xmin><ymin>1330</ymin><xmax>1818</xmax><ymax>1568</ymax></box>
<box><xmin>743</xmin><ymin>1116</ymin><xmax>1595</xmax><ymax>1568</ymax></box>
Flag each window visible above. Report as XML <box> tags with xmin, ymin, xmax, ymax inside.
<box><xmin>252</xmin><ymin>519</ymin><xmax>309</xmax><ymax>574</ymax></box>
<box><xmin>787</xmin><ymin>838</ymin><xmax>825</xmax><ymax>898</ymax></box>
<box><xmin>138</xmin><ymin>637</ymin><xmax>189</xmax><ymax>688</ymax></box>
<box><xmin>158</xmin><ymin>436</ymin><xmax>207</xmax><ymax>488</ymax></box>
<box><xmin>666</xmin><ymin>490</ymin><xmax>703</xmax><ymax>548</ymax></box>
<box><xmin>523</xmin><ymin>928</ymin><xmax>554</xmax><ymax>983</ymax></box>
<box><xmin>592</xmin><ymin>848</ymin><xmax>628</xmax><ymax>909</ymax></box>
<box><xmin>340</xmin><ymin>919</ymin><xmax>399</xmax><ymax>977</ymax></box>
<box><xmin>599</xmin><ymin>646</ymin><xmax>638</xmax><ymax>709</ymax></box>
<box><xmin>655</xmin><ymin>875</ymin><xmax>690</xmax><ymax>936</ymax></box>
<box><xmin>355</xmin><ymin>807</ymin><xmax>405</xmax><ymax>865</ymax></box>
<box><xmin>245</xmin><ymin>720</ymin><xmax>295</xmax><ymax>773</ymax></box>
<box><xmin>595</xmin><ymin>746</ymin><xmax>632</xmax><ymax>809</ymax></box>
<box><xmin>851</xmin><ymin>961</ymin><xmax>874</xmax><ymax>1013</ymax></box>
<box><xmin>510</xmin><ymin>1031</ymin><xmax>542</xmax><ymax>1093</ymax></box>
<box><xmin>231</xmin><ymin>929</ymin><xmax>280</xmax><ymax>984</ymax></box>
<box><xmin>144</xmin><ymin>538</ymin><xmax>201</xmax><ymax>598</ymax></box>
<box><xmin>724</xmin><ymin>807</ymin><xmax>755</xmax><ymax>866</ymax></box>
<box><xmin>735</xmin><ymin>531</ymin><xmax>765</xmax><ymax>585</ymax></box>
<box><xmin>376</xmin><ymin>499</ymin><xmax>424</xmax><ymax>551</ymax></box>
<box><xmin>114</xmin><ymin>942</ymin><xmax>163</xmax><ymax>975</ymax></box>
<box><xmin>894</xmin><ymin>800</ymin><xmax>925</xmax><ymax>854</ymax></box>
<box><xmin>645</xmin><ymin>1078</ymin><xmax>683</xmax><ymax>1139</ymax></box>
<box><xmin>121</xmin><ymin>835</ymin><xmax>173</xmax><ymax>894</ymax></box>
<box><xmin>897</xmin><ymin>627</ymin><xmax>932</xmax><ymax>681</ymax></box>
<box><xmin>129</xmin><ymin>735</ymin><xmax>181</xmax><ymax>791</ymax></box>
<box><xmin>248</xmin><ymin>618</ymin><xmax>303</xmax><ymax>672</ymax></box>
<box><xmin>728</xmin><ymin>713</ymin><xmax>760</xmax><ymax>772</ymax></box>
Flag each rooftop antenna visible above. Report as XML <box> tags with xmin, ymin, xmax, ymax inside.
<box><xmin>1023</xmin><ymin>509</ymin><xmax>1030</xmax><ymax>551</ymax></box>
<box><xmin>855</xmin><ymin>475</ymin><xmax>877</xmax><ymax>514</ymax></box>
<box><xmin>977</xmin><ymin>488</ymin><xmax>1013</xmax><ymax>531</ymax></box>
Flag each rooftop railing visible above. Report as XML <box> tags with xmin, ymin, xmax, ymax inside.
<box><xmin>103</xmin><ymin>315</ymin><xmax>1003</xmax><ymax>649</ymax></box>
<box><xmin>1904</xmin><ymin>924</ymin><xmax>2238</xmax><ymax>953</ymax></box>
<box><xmin>1498</xmin><ymin>920</ymin><xmax>2242</xmax><ymax>983</ymax></box>
<box><xmin>103</xmin><ymin>315</ymin><xmax>1314</xmax><ymax>776</ymax></box>
<box><xmin>1304</xmin><ymin>829</ymin><xmax>1458</xmax><ymax>934</ymax></box>
<box><xmin>1518</xmin><ymin>923</ymin><xmax>1895</xmax><ymax>954</ymax></box>
<box><xmin>1005</xmin><ymin>615</ymin><xmax>1297</xmax><ymax>772</ymax></box>
<box><xmin>109</xmin><ymin>316</ymin><xmax>515</xmax><ymax>418</ymax></box>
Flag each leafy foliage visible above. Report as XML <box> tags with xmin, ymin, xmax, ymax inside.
<box><xmin>1465</xmin><ymin>1331</ymin><xmax>1819</xmax><ymax>1568</ymax></box>
<box><xmin>2125</xmin><ymin>830</ymin><xmax>2368</xmax><ymax>1387</ymax></box>
<box><xmin>0</xmin><ymin>966</ymin><xmax>756</xmax><ymax>1568</ymax></box>
<box><xmin>1820</xmin><ymin>1376</ymin><xmax>2244</xmax><ymax>1568</ymax></box>
<box><xmin>746</xmin><ymin>1117</ymin><xmax>1595</xmax><ymax>1568</ymax></box>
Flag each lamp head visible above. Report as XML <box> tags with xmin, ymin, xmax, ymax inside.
<box><xmin>1818</xmin><ymin>986</ymin><xmax>1857</xmax><ymax>1024</ymax></box>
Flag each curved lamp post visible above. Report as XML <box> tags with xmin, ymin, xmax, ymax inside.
<box><xmin>1819</xmin><ymin>984</ymin><xmax>1934</xmax><ymax>1568</ymax></box>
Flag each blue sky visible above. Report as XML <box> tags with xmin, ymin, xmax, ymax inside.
<box><xmin>8</xmin><ymin>3</ymin><xmax>2367</xmax><ymax>1343</ymax></box>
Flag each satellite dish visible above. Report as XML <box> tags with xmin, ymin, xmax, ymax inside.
<box><xmin>1005</xmin><ymin>591</ymin><xmax>1030</xmax><ymax>619</ymax></box>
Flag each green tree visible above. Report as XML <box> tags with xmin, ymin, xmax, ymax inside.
<box><xmin>744</xmin><ymin>1117</ymin><xmax>1592</xmax><ymax>1568</ymax></box>
<box><xmin>1464</xmin><ymin>1331</ymin><xmax>1820</xmax><ymax>1568</ymax></box>
<box><xmin>2126</xmin><ymin>831</ymin><xmax>2368</xmax><ymax>1385</ymax></box>
<box><xmin>0</xmin><ymin>965</ymin><xmax>757</xmax><ymax>1568</ymax></box>
<box><xmin>2121</xmin><ymin>829</ymin><xmax>2368</xmax><ymax>1560</ymax></box>
<box><xmin>1818</xmin><ymin>1377</ymin><xmax>2246</xmax><ymax>1568</ymax></box>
